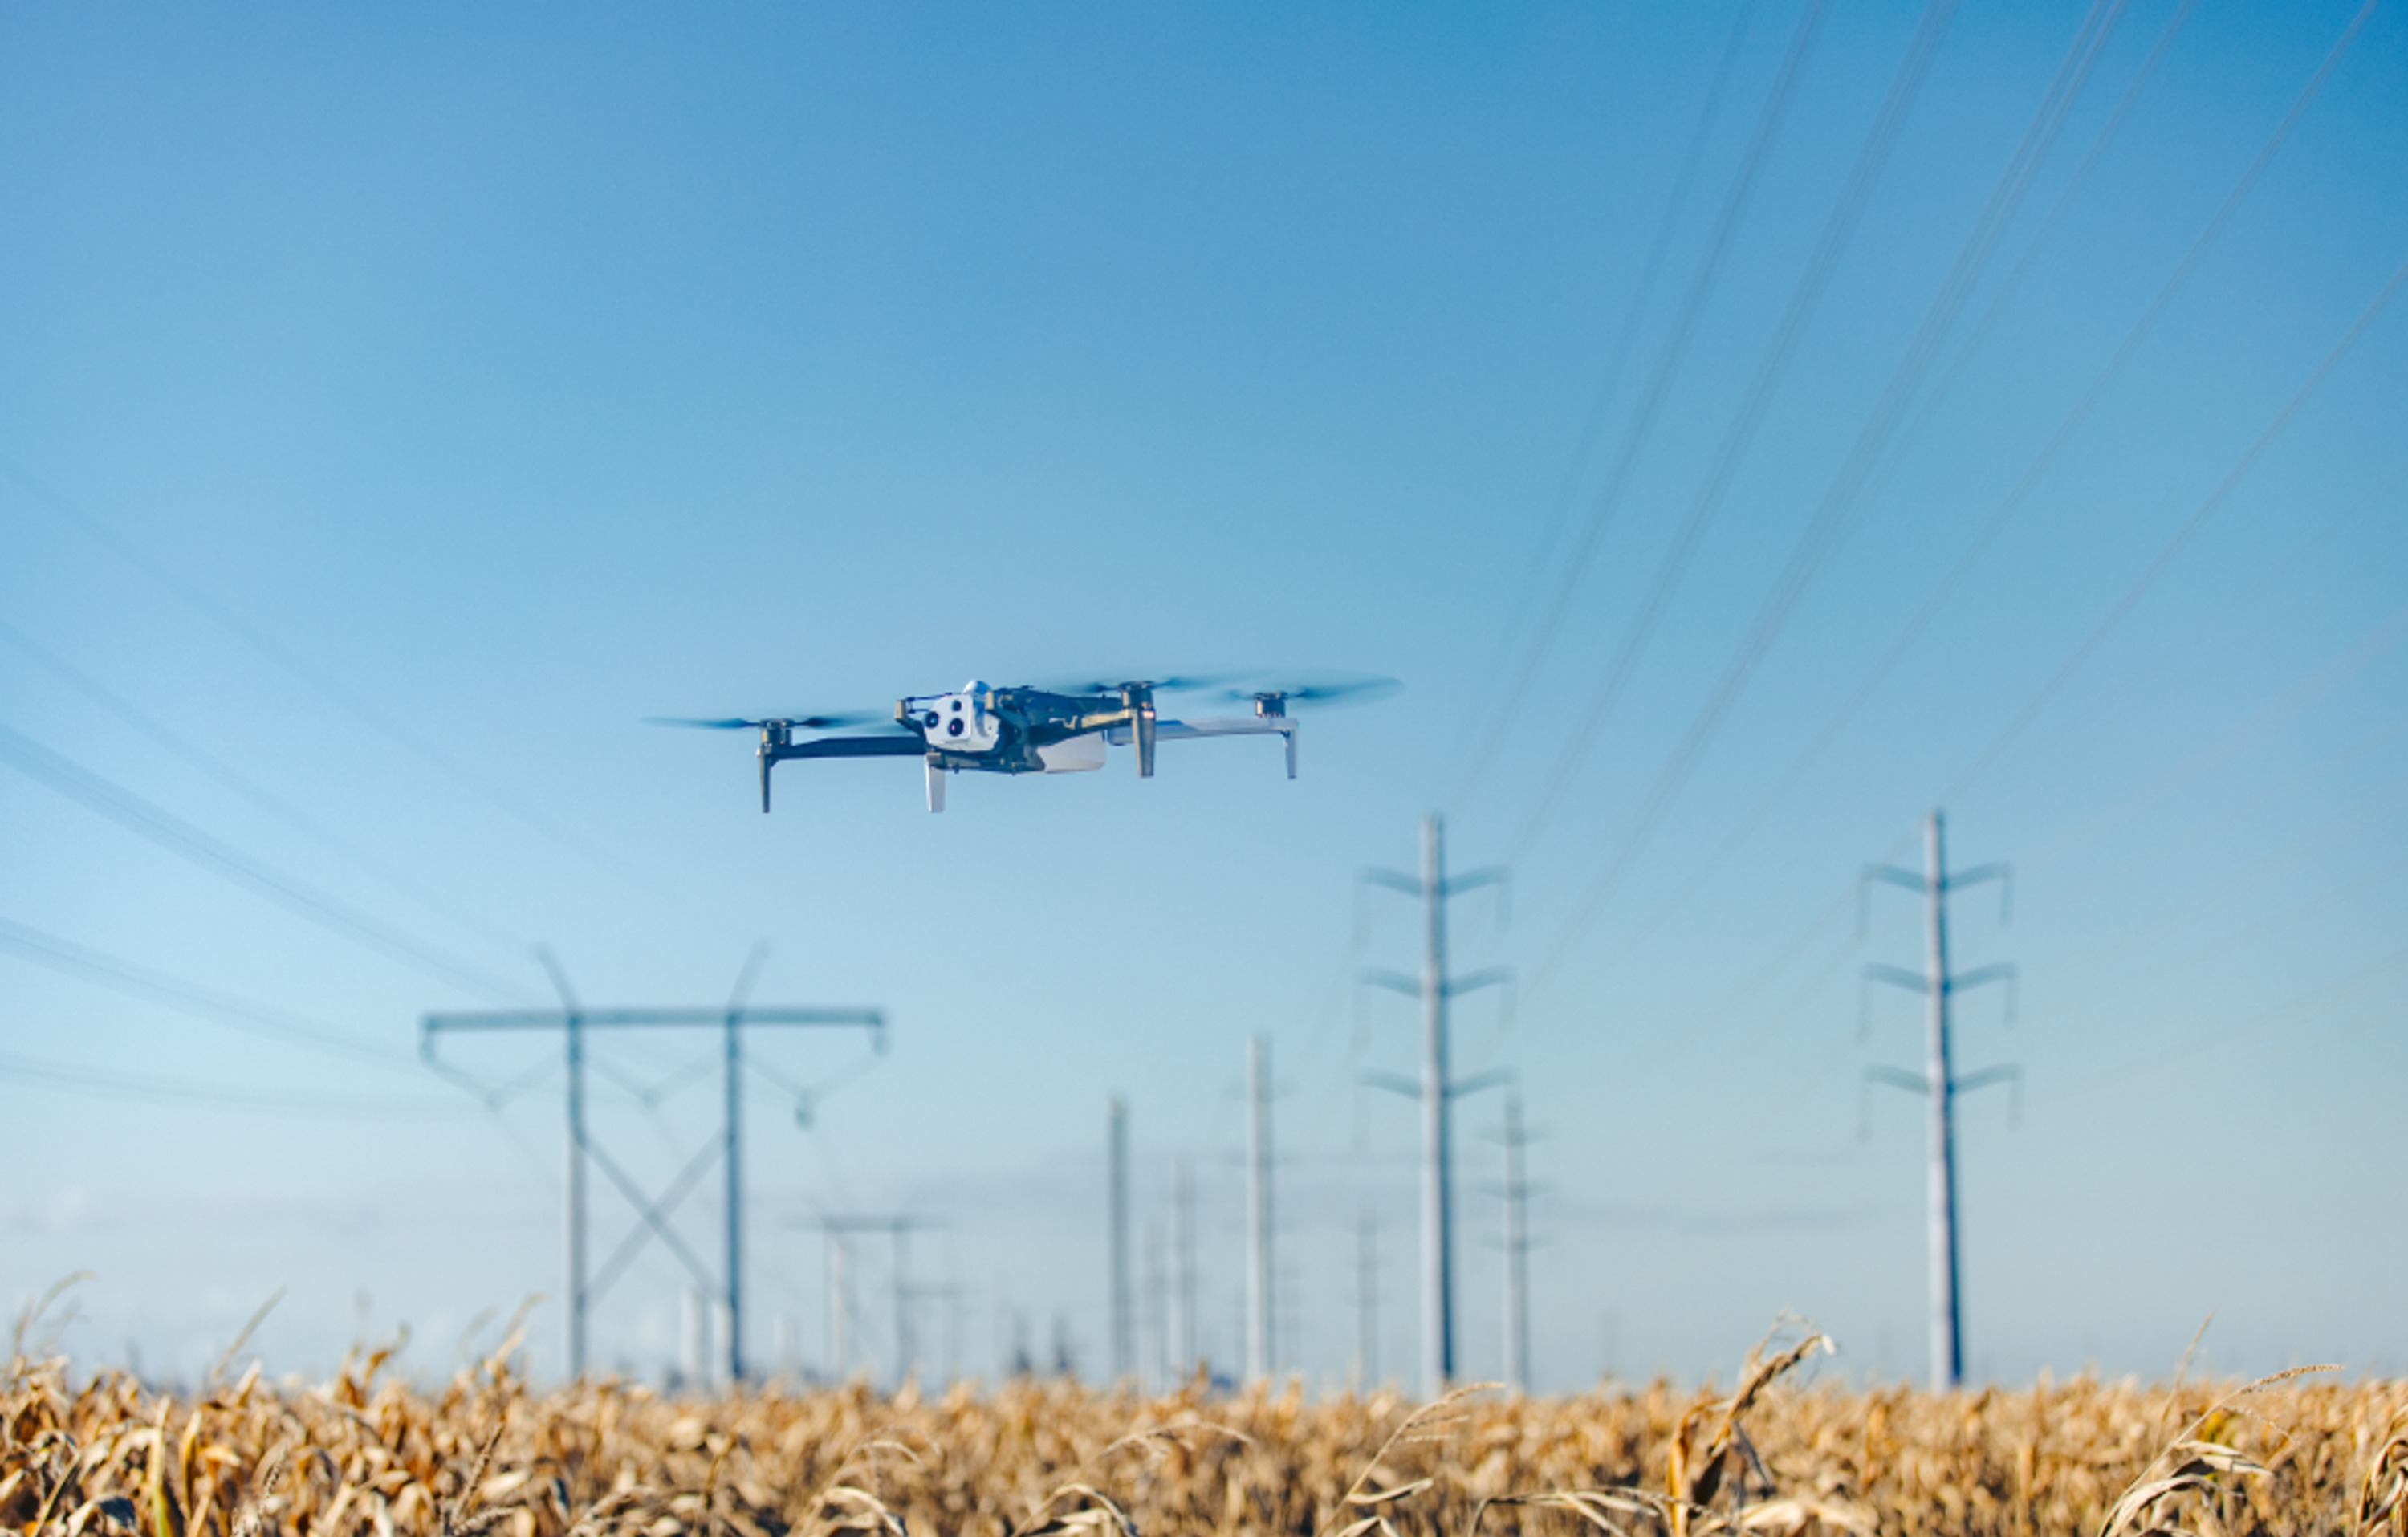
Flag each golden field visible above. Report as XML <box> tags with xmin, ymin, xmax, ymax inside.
<box><xmin>6</xmin><ymin>1308</ymin><xmax>2405</xmax><ymax>1537</ymax></box>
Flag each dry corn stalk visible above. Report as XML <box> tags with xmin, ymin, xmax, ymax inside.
<box><xmin>5</xmin><ymin>1295</ymin><xmax>2402</xmax><ymax>1537</ymax></box>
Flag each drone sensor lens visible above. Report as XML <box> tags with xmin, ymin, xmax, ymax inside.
<box><xmin>947</xmin><ymin>718</ymin><xmax>965</xmax><ymax>737</ymax></box>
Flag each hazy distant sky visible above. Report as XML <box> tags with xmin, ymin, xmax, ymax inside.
<box><xmin>3</xmin><ymin>1</ymin><xmax>2402</xmax><ymax>1391</ymax></box>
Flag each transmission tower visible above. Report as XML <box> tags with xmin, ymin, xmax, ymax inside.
<box><xmin>1170</xmin><ymin>1155</ymin><xmax>1197</xmax><ymax>1379</ymax></box>
<box><xmin>1108</xmin><ymin>1095</ymin><xmax>1133</xmax><ymax>1381</ymax></box>
<box><xmin>802</xmin><ymin>1214</ymin><xmax>942</xmax><ymax>1386</ymax></box>
<box><xmin>1483</xmin><ymin>1087</ymin><xmax>1537</xmax><ymax>1393</ymax></box>
<box><xmin>1246</xmin><ymin>1034</ymin><xmax>1275</xmax><ymax>1382</ymax></box>
<box><xmin>1360</xmin><ymin>814</ymin><xmax>1509</xmax><ymax>1398</ymax></box>
<box><xmin>1353</xmin><ymin>1202</ymin><xmax>1378</xmax><ymax>1389</ymax></box>
<box><xmin>1862</xmin><ymin>809</ymin><xmax>2020</xmax><ymax>1390</ymax></box>
<box><xmin>422</xmin><ymin>949</ymin><xmax>885</xmax><ymax>1380</ymax></box>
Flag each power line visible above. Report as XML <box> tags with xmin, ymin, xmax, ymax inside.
<box><xmin>0</xmin><ymin>913</ymin><xmax>410</xmax><ymax>1067</ymax></box>
<box><xmin>1523</xmin><ymin>6</ymin><xmax>2394</xmax><ymax>998</ymax></box>
<box><xmin>2054</xmin><ymin>705</ymin><xmax>2408</xmax><ymax>932</ymax></box>
<box><xmin>0</xmin><ymin>453</ymin><xmax>744</xmax><ymax>943</ymax></box>
<box><xmin>2025</xmin><ymin>941</ymin><xmax>2408</xmax><ymax>1125</ymax></box>
<box><xmin>1502</xmin><ymin>0</ymin><xmax>2199</xmax><ymax>989</ymax></box>
<box><xmin>0</xmin><ymin>616</ymin><xmax>525</xmax><ymax>953</ymax></box>
<box><xmin>1858</xmin><ymin>0</ymin><xmax>2201</xmax><ymax>514</ymax></box>
<box><xmin>1438</xmin><ymin>0</ymin><xmax>1761</xmax><ymax>799</ymax></box>
<box><xmin>1942</xmin><ymin>246</ymin><xmax>2408</xmax><ymax>804</ymax></box>
<box><xmin>1503</xmin><ymin>0</ymin><xmax>1963</xmax><ymax>863</ymax></box>
<box><xmin>2016</xmin><ymin>597</ymin><xmax>2408</xmax><ymax>892</ymax></box>
<box><xmin>1446</xmin><ymin>0</ymin><xmax>1833</xmax><ymax>811</ymax></box>
<box><xmin>0</xmin><ymin>1046</ymin><xmax>469</xmax><ymax>1120</ymax></box>
<box><xmin>1590</xmin><ymin>457</ymin><xmax>2405</xmax><ymax>1013</ymax></box>
<box><xmin>2050</xmin><ymin>759</ymin><xmax>2408</xmax><ymax>998</ymax></box>
<box><xmin>0</xmin><ymin>718</ymin><xmax>528</xmax><ymax>1004</ymax></box>
<box><xmin>2088</xmin><ymin>839</ymin><xmax>2408</xmax><ymax>1008</ymax></box>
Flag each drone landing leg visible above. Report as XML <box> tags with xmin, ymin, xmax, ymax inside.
<box><xmin>925</xmin><ymin>758</ymin><xmax>946</xmax><ymax>814</ymax></box>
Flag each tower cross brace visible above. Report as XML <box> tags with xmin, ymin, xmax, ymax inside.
<box><xmin>423</xmin><ymin>953</ymin><xmax>885</xmax><ymax>1381</ymax></box>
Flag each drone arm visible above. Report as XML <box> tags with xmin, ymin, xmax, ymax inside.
<box><xmin>1104</xmin><ymin>716</ymin><xmax>1300</xmax><ymax>775</ymax></box>
<box><xmin>757</xmin><ymin>734</ymin><xmax>925</xmax><ymax>814</ymax></box>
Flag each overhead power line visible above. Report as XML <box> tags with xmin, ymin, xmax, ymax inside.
<box><xmin>1446</xmin><ymin>0</ymin><xmax>1833</xmax><ymax>811</ymax></box>
<box><xmin>1522</xmin><ymin>0</ymin><xmax>2388</xmax><ymax>998</ymax></box>
<box><xmin>1445</xmin><ymin>0</ymin><xmax>1762</xmax><ymax>795</ymax></box>
<box><xmin>1843</xmin><ymin>0</ymin><xmax>2199</xmax><ymax>527</ymax></box>
<box><xmin>0</xmin><ymin>1046</ymin><xmax>468</xmax><ymax>1119</ymax></box>
<box><xmin>0</xmin><ymin>913</ymin><xmax>411</xmax><ymax>1067</ymax></box>
<box><xmin>1942</xmin><ymin>247</ymin><xmax>2408</xmax><ymax>804</ymax></box>
<box><xmin>0</xmin><ymin>454</ymin><xmax>743</xmax><ymax>942</ymax></box>
<box><xmin>2028</xmin><ymin>941</ymin><xmax>2408</xmax><ymax>1125</ymax></box>
<box><xmin>1505</xmin><ymin>0</ymin><xmax>1964</xmax><ymax>863</ymax></box>
<box><xmin>0</xmin><ymin>616</ymin><xmax>523</xmax><ymax>953</ymax></box>
<box><xmin>1507</xmin><ymin>0</ymin><xmax>2197</xmax><ymax>986</ymax></box>
<box><xmin>2018</xmin><ymin>592</ymin><xmax>2408</xmax><ymax>888</ymax></box>
<box><xmin>0</xmin><ymin>718</ymin><xmax>527</xmax><ymax>1004</ymax></box>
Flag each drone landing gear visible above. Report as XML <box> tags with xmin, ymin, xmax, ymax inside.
<box><xmin>926</xmin><ymin>758</ymin><xmax>946</xmax><ymax>814</ymax></box>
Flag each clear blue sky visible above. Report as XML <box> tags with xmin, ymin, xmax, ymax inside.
<box><xmin>3</xmin><ymin>0</ymin><xmax>2402</xmax><ymax>1391</ymax></box>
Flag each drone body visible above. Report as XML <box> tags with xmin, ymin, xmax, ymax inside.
<box><xmin>653</xmin><ymin>673</ymin><xmax>1394</xmax><ymax>812</ymax></box>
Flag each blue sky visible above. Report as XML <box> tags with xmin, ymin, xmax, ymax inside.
<box><xmin>3</xmin><ymin>0</ymin><xmax>2404</xmax><ymax>1392</ymax></box>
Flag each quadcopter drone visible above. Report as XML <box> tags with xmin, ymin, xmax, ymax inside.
<box><xmin>650</xmin><ymin>673</ymin><xmax>1397</xmax><ymax>811</ymax></box>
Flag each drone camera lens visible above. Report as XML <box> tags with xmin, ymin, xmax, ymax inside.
<box><xmin>947</xmin><ymin>718</ymin><xmax>964</xmax><ymax>737</ymax></box>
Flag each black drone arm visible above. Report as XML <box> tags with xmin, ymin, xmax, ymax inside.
<box><xmin>759</xmin><ymin>734</ymin><xmax>925</xmax><ymax>812</ymax></box>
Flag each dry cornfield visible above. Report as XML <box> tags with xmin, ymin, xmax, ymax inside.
<box><xmin>6</xmin><ymin>1299</ymin><xmax>2406</xmax><ymax>1537</ymax></box>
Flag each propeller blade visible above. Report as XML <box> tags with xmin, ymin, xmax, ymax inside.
<box><xmin>1035</xmin><ymin>671</ymin><xmax>1249</xmax><ymax>697</ymax></box>
<box><xmin>1219</xmin><ymin>673</ymin><xmax>1401</xmax><ymax>710</ymax></box>
<box><xmin>645</xmin><ymin>711</ymin><xmax>889</xmax><ymax>732</ymax></box>
<box><xmin>789</xmin><ymin>712</ymin><xmax>889</xmax><ymax>730</ymax></box>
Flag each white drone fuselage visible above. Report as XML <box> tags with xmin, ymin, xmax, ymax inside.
<box><xmin>899</xmin><ymin>683</ymin><xmax>1106</xmax><ymax>772</ymax></box>
<box><xmin>893</xmin><ymin>680</ymin><xmax>1291</xmax><ymax>811</ymax></box>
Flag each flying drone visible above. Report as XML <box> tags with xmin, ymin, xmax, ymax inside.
<box><xmin>649</xmin><ymin>673</ymin><xmax>1398</xmax><ymax>812</ymax></box>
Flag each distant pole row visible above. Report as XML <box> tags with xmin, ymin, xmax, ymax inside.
<box><xmin>415</xmin><ymin>804</ymin><xmax>2019</xmax><ymax>1397</ymax></box>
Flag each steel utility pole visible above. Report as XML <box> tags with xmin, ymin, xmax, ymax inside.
<box><xmin>1143</xmin><ymin>1222</ymin><xmax>1166</xmax><ymax>1390</ymax></box>
<box><xmin>803</xmin><ymin>1215</ymin><xmax>941</xmax><ymax>1387</ymax></box>
<box><xmin>1170</xmin><ymin>1156</ymin><xmax>1196</xmax><ymax>1380</ymax></box>
<box><xmin>1863</xmin><ymin>809</ymin><xmax>2019</xmax><ymax>1391</ymax></box>
<box><xmin>1108</xmin><ymin>1095</ymin><xmax>1133</xmax><ymax>1381</ymax></box>
<box><xmin>825</xmin><ymin>1228</ymin><xmax>851</xmax><ymax>1380</ymax></box>
<box><xmin>423</xmin><ymin>952</ymin><xmax>885</xmax><ymax>1380</ymax></box>
<box><xmin>1361</xmin><ymin>815</ymin><xmax>1509</xmax><ymax>1399</ymax></box>
<box><xmin>1355</xmin><ymin>1204</ymin><xmax>1377</xmax><ymax>1389</ymax></box>
<box><xmin>1493</xmin><ymin>1089</ymin><xmax>1533</xmax><ymax>1393</ymax></box>
<box><xmin>1245</xmin><ymin>1034</ymin><xmax>1274</xmax><ymax>1383</ymax></box>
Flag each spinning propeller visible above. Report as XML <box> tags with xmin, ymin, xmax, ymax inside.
<box><xmin>1220</xmin><ymin>672</ymin><xmax>1401</xmax><ymax>715</ymax></box>
<box><xmin>645</xmin><ymin>713</ymin><xmax>888</xmax><ymax>732</ymax></box>
<box><xmin>1034</xmin><ymin>673</ymin><xmax>1247</xmax><ymax>697</ymax></box>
